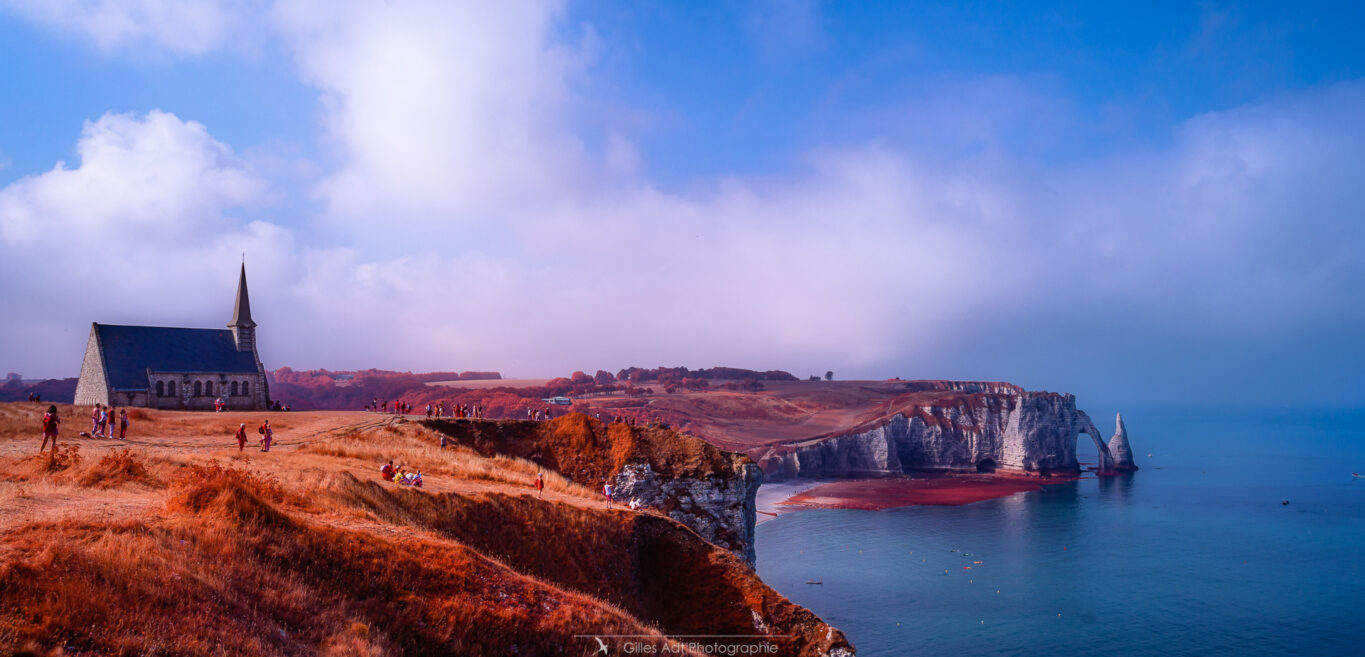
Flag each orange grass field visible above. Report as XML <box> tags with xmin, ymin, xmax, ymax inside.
<box><xmin>0</xmin><ymin>403</ymin><xmax>851</xmax><ymax>657</ymax></box>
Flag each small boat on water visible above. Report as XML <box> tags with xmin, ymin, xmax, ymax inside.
<box><xmin>806</xmin><ymin>579</ymin><xmax>823</xmax><ymax>585</ymax></box>
<box><xmin>1353</xmin><ymin>473</ymin><xmax>1362</xmax><ymax>478</ymax></box>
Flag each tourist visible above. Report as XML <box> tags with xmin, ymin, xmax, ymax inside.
<box><xmin>439</xmin><ymin>434</ymin><xmax>448</xmax><ymax>449</ymax></box>
<box><xmin>629</xmin><ymin>498</ymin><xmax>641</xmax><ymax>511</ymax></box>
<box><xmin>235</xmin><ymin>423</ymin><xmax>248</xmax><ymax>452</ymax></box>
<box><xmin>412</xmin><ymin>470</ymin><xmax>423</xmax><ymax>488</ymax></box>
<box><xmin>603</xmin><ymin>482</ymin><xmax>614</xmax><ymax>509</ymax></box>
<box><xmin>39</xmin><ymin>404</ymin><xmax>59</xmax><ymax>454</ymax></box>
<box><xmin>118</xmin><ymin>409</ymin><xmax>128</xmax><ymax>440</ymax></box>
<box><xmin>98</xmin><ymin>405</ymin><xmax>109</xmax><ymax>438</ymax></box>
<box><xmin>425</xmin><ymin>404</ymin><xmax>432</xmax><ymax>418</ymax></box>
<box><xmin>27</xmin><ymin>392</ymin><xmax>34</xmax><ymax>402</ymax></box>
<box><xmin>535</xmin><ymin>472</ymin><xmax>545</xmax><ymax>499</ymax></box>
<box><xmin>90</xmin><ymin>404</ymin><xmax>101</xmax><ymax>437</ymax></box>
<box><xmin>380</xmin><ymin>460</ymin><xmax>395</xmax><ymax>481</ymax></box>
<box><xmin>258</xmin><ymin>420</ymin><xmax>273</xmax><ymax>452</ymax></box>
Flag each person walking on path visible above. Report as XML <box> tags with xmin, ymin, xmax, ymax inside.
<box><xmin>118</xmin><ymin>409</ymin><xmax>128</xmax><ymax>440</ymax></box>
<box><xmin>603</xmin><ymin>482</ymin><xmax>614</xmax><ymax>509</ymax></box>
<box><xmin>535</xmin><ymin>472</ymin><xmax>545</xmax><ymax>499</ymax></box>
<box><xmin>258</xmin><ymin>420</ymin><xmax>273</xmax><ymax>452</ymax></box>
<box><xmin>40</xmin><ymin>405</ymin><xmax>60</xmax><ymax>454</ymax></box>
<box><xmin>235</xmin><ymin>423</ymin><xmax>248</xmax><ymax>452</ymax></box>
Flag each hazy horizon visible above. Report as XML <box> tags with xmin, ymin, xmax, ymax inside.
<box><xmin>1</xmin><ymin>2</ymin><xmax>1362</xmax><ymax>406</ymax></box>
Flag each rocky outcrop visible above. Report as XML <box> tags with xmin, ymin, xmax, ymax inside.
<box><xmin>1109</xmin><ymin>412</ymin><xmax>1138</xmax><ymax>471</ymax></box>
<box><xmin>612</xmin><ymin>456</ymin><xmax>763</xmax><ymax>565</ymax></box>
<box><xmin>421</xmin><ymin>416</ymin><xmax>763</xmax><ymax>565</ymax></box>
<box><xmin>756</xmin><ymin>385</ymin><xmax>1128</xmax><ymax>480</ymax></box>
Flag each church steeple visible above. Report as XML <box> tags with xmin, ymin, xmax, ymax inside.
<box><xmin>229</xmin><ymin>263</ymin><xmax>256</xmax><ymax>352</ymax></box>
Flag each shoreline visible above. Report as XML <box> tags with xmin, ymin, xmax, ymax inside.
<box><xmin>760</xmin><ymin>472</ymin><xmax>1078</xmax><ymax>515</ymax></box>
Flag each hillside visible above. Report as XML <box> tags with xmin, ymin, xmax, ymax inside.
<box><xmin>0</xmin><ymin>403</ymin><xmax>853</xmax><ymax>657</ymax></box>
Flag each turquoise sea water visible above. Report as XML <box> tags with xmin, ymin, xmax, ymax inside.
<box><xmin>755</xmin><ymin>406</ymin><xmax>1365</xmax><ymax>657</ymax></box>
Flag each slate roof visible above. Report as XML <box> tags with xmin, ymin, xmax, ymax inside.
<box><xmin>95</xmin><ymin>323</ymin><xmax>259</xmax><ymax>390</ymax></box>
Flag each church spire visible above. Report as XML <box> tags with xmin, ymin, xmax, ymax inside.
<box><xmin>229</xmin><ymin>263</ymin><xmax>256</xmax><ymax>329</ymax></box>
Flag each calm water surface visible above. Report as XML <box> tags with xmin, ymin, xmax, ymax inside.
<box><xmin>756</xmin><ymin>406</ymin><xmax>1365</xmax><ymax>657</ymax></box>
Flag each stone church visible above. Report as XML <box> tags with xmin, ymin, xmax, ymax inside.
<box><xmin>74</xmin><ymin>265</ymin><xmax>270</xmax><ymax>410</ymax></box>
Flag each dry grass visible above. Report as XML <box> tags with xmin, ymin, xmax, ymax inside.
<box><xmin>0</xmin><ymin>467</ymin><xmax>676</xmax><ymax>656</ymax></box>
<box><xmin>300</xmin><ymin>422</ymin><xmax>596</xmax><ymax>499</ymax></box>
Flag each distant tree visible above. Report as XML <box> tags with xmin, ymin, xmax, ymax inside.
<box><xmin>594</xmin><ymin>370</ymin><xmax>615</xmax><ymax>385</ymax></box>
<box><xmin>570</xmin><ymin>371</ymin><xmax>592</xmax><ymax>385</ymax></box>
<box><xmin>825</xmin><ymin>371</ymin><xmax>834</xmax><ymax>381</ymax></box>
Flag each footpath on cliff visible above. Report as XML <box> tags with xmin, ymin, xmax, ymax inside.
<box><xmin>0</xmin><ymin>402</ymin><xmax>855</xmax><ymax>657</ymax></box>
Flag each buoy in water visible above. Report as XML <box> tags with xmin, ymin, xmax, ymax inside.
<box><xmin>1282</xmin><ymin>500</ymin><xmax>1289</xmax><ymax>505</ymax></box>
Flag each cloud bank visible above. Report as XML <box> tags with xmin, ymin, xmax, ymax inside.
<box><xmin>1</xmin><ymin>1</ymin><xmax>1361</xmax><ymax>404</ymax></box>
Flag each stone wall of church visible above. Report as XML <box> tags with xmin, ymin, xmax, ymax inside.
<box><xmin>111</xmin><ymin>391</ymin><xmax>148</xmax><ymax>407</ymax></box>
<box><xmin>74</xmin><ymin>327</ymin><xmax>110</xmax><ymax>406</ymax></box>
<box><xmin>147</xmin><ymin>372</ymin><xmax>266</xmax><ymax>411</ymax></box>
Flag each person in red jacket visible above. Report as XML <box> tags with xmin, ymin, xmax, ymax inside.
<box><xmin>380</xmin><ymin>460</ymin><xmax>395</xmax><ymax>481</ymax></box>
<box><xmin>258</xmin><ymin>420</ymin><xmax>273</xmax><ymax>452</ymax></box>
<box><xmin>535</xmin><ymin>472</ymin><xmax>545</xmax><ymax>499</ymax></box>
<box><xmin>40</xmin><ymin>405</ymin><xmax>60</xmax><ymax>454</ymax></box>
<box><xmin>235</xmin><ymin>423</ymin><xmax>248</xmax><ymax>452</ymax></box>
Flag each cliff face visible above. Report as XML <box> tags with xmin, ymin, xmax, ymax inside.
<box><xmin>613</xmin><ymin>457</ymin><xmax>762</xmax><ymax>564</ymax></box>
<box><xmin>423</xmin><ymin>415</ymin><xmax>762</xmax><ymax>565</ymax></box>
<box><xmin>756</xmin><ymin>384</ymin><xmax>1122</xmax><ymax>479</ymax></box>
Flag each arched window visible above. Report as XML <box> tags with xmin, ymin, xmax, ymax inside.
<box><xmin>193</xmin><ymin>381</ymin><xmax>202</xmax><ymax>397</ymax></box>
<box><xmin>231</xmin><ymin>381</ymin><xmax>239</xmax><ymax>396</ymax></box>
<box><xmin>205</xmin><ymin>381</ymin><xmax>213</xmax><ymax>396</ymax></box>
<box><xmin>156</xmin><ymin>381</ymin><xmax>164</xmax><ymax>396</ymax></box>
<box><xmin>168</xmin><ymin>381</ymin><xmax>177</xmax><ymax>395</ymax></box>
<box><xmin>242</xmin><ymin>382</ymin><xmax>250</xmax><ymax>396</ymax></box>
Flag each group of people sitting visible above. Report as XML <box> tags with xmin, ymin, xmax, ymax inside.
<box><xmin>379</xmin><ymin>460</ymin><xmax>423</xmax><ymax>487</ymax></box>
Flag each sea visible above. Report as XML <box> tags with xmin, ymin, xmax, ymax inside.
<box><xmin>755</xmin><ymin>405</ymin><xmax>1365</xmax><ymax>657</ymax></box>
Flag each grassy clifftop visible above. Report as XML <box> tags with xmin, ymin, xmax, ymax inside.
<box><xmin>0</xmin><ymin>403</ymin><xmax>852</xmax><ymax>657</ymax></box>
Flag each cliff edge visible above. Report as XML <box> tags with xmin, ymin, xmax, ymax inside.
<box><xmin>423</xmin><ymin>414</ymin><xmax>763</xmax><ymax>565</ymax></box>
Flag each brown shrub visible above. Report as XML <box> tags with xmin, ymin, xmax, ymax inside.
<box><xmin>165</xmin><ymin>462</ymin><xmax>299</xmax><ymax>528</ymax></box>
<box><xmin>76</xmin><ymin>449</ymin><xmax>158</xmax><ymax>488</ymax></box>
<box><xmin>42</xmin><ymin>444</ymin><xmax>81</xmax><ymax>473</ymax></box>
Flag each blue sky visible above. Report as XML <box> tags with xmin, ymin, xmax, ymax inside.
<box><xmin>0</xmin><ymin>1</ymin><xmax>1362</xmax><ymax>406</ymax></box>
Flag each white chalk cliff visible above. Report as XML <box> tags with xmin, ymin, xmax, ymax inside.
<box><xmin>756</xmin><ymin>383</ymin><xmax>1129</xmax><ymax>480</ymax></box>
<box><xmin>1108</xmin><ymin>411</ymin><xmax>1138</xmax><ymax>471</ymax></box>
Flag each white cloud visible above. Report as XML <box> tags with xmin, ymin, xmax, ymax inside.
<box><xmin>0</xmin><ymin>110</ymin><xmax>287</xmax><ymax>360</ymax></box>
<box><xmin>272</xmin><ymin>0</ymin><xmax>594</xmax><ymax>236</ymax></box>
<box><xmin>1</xmin><ymin>0</ymin><xmax>261</xmax><ymax>55</ymax></box>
